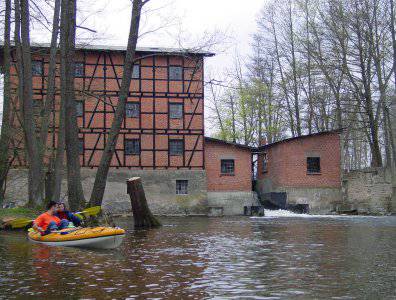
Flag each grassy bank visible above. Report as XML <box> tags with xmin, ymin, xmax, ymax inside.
<box><xmin>0</xmin><ymin>207</ymin><xmax>40</xmax><ymax>220</ymax></box>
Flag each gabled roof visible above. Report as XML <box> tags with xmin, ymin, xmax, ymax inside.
<box><xmin>0</xmin><ymin>41</ymin><xmax>215</xmax><ymax>57</ymax></box>
<box><xmin>204</xmin><ymin>137</ymin><xmax>254</xmax><ymax>150</ymax></box>
<box><xmin>206</xmin><ymin>130</ymin><xmax>342</xmax><ymax>153</ymax></box>
<box><xmin>256</xmin><ymin>129</ymin><xmax>342</xmax><ymax>151</ymax></box>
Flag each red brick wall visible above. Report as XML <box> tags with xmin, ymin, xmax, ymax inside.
<box><xmin>9</xmin><ymin>49</ymin><xmax>205</xmax><ymax>169</ymax></box>
<box><xmin>257</xmin><ymin>133</ymin><xmax>341</xmax><ymax>188</ymax></box>
<box><xmin>205</xmin><ymin>140</ymin><xmax>252</xmax><ymax>191</ymax></box>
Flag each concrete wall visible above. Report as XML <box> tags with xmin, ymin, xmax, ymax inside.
<box><xmin>342</xmin><ymin>168</ymin><xmax>393</xmax><ymax>215</ymax></box>
<box><xmin>207</xmin><ymin>191</ymin><xmax>260</xmax><ymax>216</ymax></box>
<box><xmin>5</xmin><ymin>168</ymin><xmax>208</xmax><ymax>215</ymax></box>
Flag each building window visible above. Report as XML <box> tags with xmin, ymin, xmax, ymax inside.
<box><xmin>125</xmin><ymin>139</ymin><xmax>140</xmax><ymax>155</ymax></box>
<box><xmin>125</xmin><ymin>102</ymin><xmax>140</xmax><ymax>118</ymax></box>
<box><xmin>221</xmin><ymin>159</ymin><xmax>235</xmax><ymax>175</ymax></box>
<box><xmin>132</xmin><ymin>64</ymin><xmax>140</xmax><ymax>79</ymax></box>
<box><xmin>33</xmin><ymin>99</ymin><xmax>42</xmax><ymax>116</ymax></box>
<box><xmin>169</xmin><ymin>103</ymin><xmax>183</xmax><ymax>119</ymax></box>
<box><xmin>176</xmin><ymin>180</ymin><xmax>188</xmax><ymax>195</ymax></box>
<box><xmin>76</xmin><ymin>101</ymin><xmax>84</xmax><ymax>117</ymax></box>
<box><xmin>307</xmin><ymin>157</ymin><xmax>321</xmax><ymax>174</ymax></box>
<box><xmin>75</xmin><ymin>62</ymin><xmax>84</xmax><ymax>77</ymax></box>
<box><xmin>262</xmin><ymin>153</ymin><xmax>268</xmax><ymax>173</ymax></box>
<box><xmin>79</xmin><ymin>138</ymin><xmax>84</xmax><ymax>155</ymax></box>
<box><xmin>32</xmin><ymin>61</ymin><xmax>43</xmax><ymax>76</ymax></box>
<box><xmin>169</xmin><ymin>139</ymin><xmax>184</xmax><ymax>156</ymax></box>
<box><xmin>169</xmin><ymin>66</ymin><xmax>182</xmax><ymax>80</ymax></box>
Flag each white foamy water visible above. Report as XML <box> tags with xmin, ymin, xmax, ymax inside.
<box><xmin>261</xmin><ymin>209</ymin><xmax>313</xmax><ymax>218</ymax></box>
<box><xmin>251</xmin><ymin>209</ymin><xmax>389</xmax><ymax>219</ymax></box>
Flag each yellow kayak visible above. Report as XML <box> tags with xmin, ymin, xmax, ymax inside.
<box><xmin>28</xmin><ymin>227</ymin><xmax>125</xmax><ymax>249</ymax></box>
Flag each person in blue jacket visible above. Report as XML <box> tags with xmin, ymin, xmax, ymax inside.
<box><xmin>55</xmin><ymin>202</ymin><xmax>82</xmax><ymax>227</ymax></box>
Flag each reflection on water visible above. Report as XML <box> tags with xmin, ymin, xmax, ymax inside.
<box><xmin>1</xmin><ymin>216</ymin><xmax>396</xmax><ymax>299</ymax></box>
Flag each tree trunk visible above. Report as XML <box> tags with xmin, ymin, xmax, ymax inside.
<box><xmin>391</xmin><ymin>0</ymin><xmax>396</xmax><ymax>91</ymax></box>
<box><xmin>50</xmin><ymin>84</ymin><xmax>66</xmax><ymax>202</ymax></box>
<box><xmin>60</xmin><ymin>0</ymin><xmax>85</xmax><ymax>210</ymax></box>
<box><xmin>127</xmin><ymin>177</ymin><xmax>161</xmax><ymax>228</ymax></box>
<box><xmin>40</xmin><ymin>0</ymin><xmax>61</xmax><ymax>202</ymax></box>
<box><xmin>89</xmin><ymin>0</ymin><xmax>144</xmax><ymax>207</ymax></box>
<box><xmin>18</xmin><ymin>0</ymin><xmax>43</xmax><ymax>207</ymax></box>
<box><xmin>0</xmin><ymin>0</ymin><xmax>12</xmax><ymax>206</ymax></box>
<box><xmin>229</xmin><ymin>95</ymin><xmax>237</xmax><ymax>143</ymax></box>
<box><xmin>391</xmin><ymin>96</ymin><xmax>396</xmax><ymax>213</ymax></box>
<box><xmin>288</xmin><ymin>0</ymin><xmax>302</xmax><ymax>136</ymax></box>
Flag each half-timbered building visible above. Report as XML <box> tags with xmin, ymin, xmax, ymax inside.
<box><xmin>7</xmin><ymin>44</ymin><xmax>211</xmax><ymax>170</ymax></box>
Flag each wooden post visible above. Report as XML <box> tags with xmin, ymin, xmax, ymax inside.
<box><xmin>126</xmin><ymin>177</ymin><xmax>161</xmax><ymax>228</ymax></box>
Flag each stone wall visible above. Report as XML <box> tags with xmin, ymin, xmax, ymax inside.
<box><xmin>207</xmin><ymin>191</ymin><xmax>259</xmax><ymax>216</ymax></box>
<box><xmin>5</xmin><ymin>168</ymin><xmax>208</xmax><ymax>215</ymax></box>
<box><xmin>255</xmin><ymin>179</ymin><xmax>341</xmax><ymax>214</ymax></box>
<box><xmin>342</xmin><ymin>168</ymin><xmax>393</xmax><ymax>215</ymax></box>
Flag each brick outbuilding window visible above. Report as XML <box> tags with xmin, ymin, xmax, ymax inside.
<box><xmin>176</xmin><ymin>180</ymin><xmax>188</xmax><ymax>195</ymax></box>
<box><xmin>307</xmin><ymin>157</ymin><xmax>321</xmax><ymax>174</ymax></box>
<box><xmin>169</xmin><ymin>103</ymin><xmax>183</xmax><ymax>119</ymax></box>
<box><xmin>75</xmin><ymin>62</ymin><xmax>84</xmax><ymax>77</ymax></box>
<box><xmin>125</xmin><ymin>139</ymin><xmax>140</xmax><ymax>155</ymax></box>
<box><xmin>221</xmin><ymin>159</ymin><xmax>235</xmax><ymax>175</ymax></box>
<box><xmin>169</xmin><ymin>66</ymin><xmax>183</xmax><ymax>80</ymax></box>
<box><xmin>32</xmin><ymin>61</ymin><xmax>43</xmax><ymax>76</ymax></box>
<box><xmin>126</xmin><ymin>102</ymin><xmax>140</xmax><ymax>118</ymax></box>
<box><xmin>169</xmin><ymin>140</ymin><xmax>184</xmax><ymax>155</ymax></box>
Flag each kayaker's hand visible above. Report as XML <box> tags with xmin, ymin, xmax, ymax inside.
<box><xmin>37</xmin><ymin>226</ymin><xmax>44</xmax><ymax>233</ymax></box>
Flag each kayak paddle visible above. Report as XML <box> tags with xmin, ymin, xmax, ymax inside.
<box><xmin>75</xmin><ymin>206</ymin><xmax>101</xmax><ymax>219</ymax></box>
<box><xmin>6</xmin><ymin>218</ymin><xmax>33</xmax><ymax>229</ymax></box>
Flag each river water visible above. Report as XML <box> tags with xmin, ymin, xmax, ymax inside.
<box><xmin>0</xmin><ymin>212</ymin><xmax>395</xmax><ymax>299</ymax></box>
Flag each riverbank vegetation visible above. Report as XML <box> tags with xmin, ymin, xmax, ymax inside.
<box><xmin>207</xmin><ymin>0</ymin><xmax>396</xmax><ymax>171</ymax></box>
<box><xmin>0</xmin><ymin>207</ymin><xmax>39</xmax><ymax>220</ymax></box>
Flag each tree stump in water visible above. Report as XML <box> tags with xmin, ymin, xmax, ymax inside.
<box><xmin>127</xmin><ymin>177</ymin><xmax>161</xmax><ymax>228</ymax></box>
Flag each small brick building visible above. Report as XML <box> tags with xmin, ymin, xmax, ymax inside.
<box><xmin>256</xmin><ymin>131</ymin><xmax>342</xmax><ymax>213</ymax></box>
<box><xmin>205</xmin><ymin>137</ymin><xmax>257</xmax><ymax>215</ymax></box>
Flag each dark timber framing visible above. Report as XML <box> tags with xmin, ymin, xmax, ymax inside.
<box><xmin>7</xmin><ymin>45</ymin><xmax>211</xmax><ymax>170</ymax></box>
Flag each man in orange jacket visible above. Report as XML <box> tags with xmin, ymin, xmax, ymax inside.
<box><xmin>33</xmin><ymin>201</ymin><xmax>69</xmax><ymax>235</ymax></box>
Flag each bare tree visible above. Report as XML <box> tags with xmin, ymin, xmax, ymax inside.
<box><xmin>16</xmin><ymin>0</ymin><xmax>45</xmax><ymax>207</ymax></box>
<box><xmin>89</xmin><ymin>0</ymin><xmax>146</xmax><ymax>207</ymax></box>
<box><xmin>0</xmin><ymin>0</ymin><xmax>12</xmax><ymax>206</ymax></box>
<box><xmin>60</xmin><ymin>0</ymin><xmax>86</xmax><ymax>210</ymax></box>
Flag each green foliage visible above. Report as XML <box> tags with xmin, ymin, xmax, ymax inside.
<box><xmin>0</xmin><ymin>207</ymin><xmax>40</xmax><ymax>219</ymax></box>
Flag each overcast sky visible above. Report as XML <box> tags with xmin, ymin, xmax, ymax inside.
<box><xmin>1</xmin><ymin>0</ymin><xmax>267</xmax><ymax>131</ymax></box>
<box><xmin>74</xmin><ymin>0</ymin><xmax>266</xmax><ymax>76</ymax></box>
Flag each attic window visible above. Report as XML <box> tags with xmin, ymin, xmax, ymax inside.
<box><xmin>169</xmin><ymin>66</ymin><xmax>182</xmax><ymax>80</ymax></box>
<box><xmin>32</xmin><ymin>61</ymin><xmax>43</xmax><ymax>76</ymax></box>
